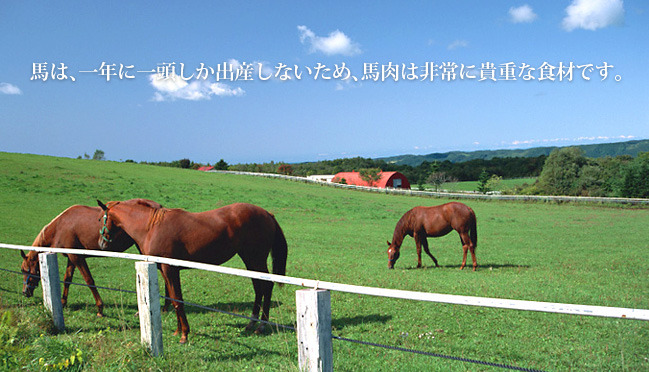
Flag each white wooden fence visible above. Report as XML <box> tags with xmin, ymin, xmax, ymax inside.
<box><xmin>3</xmin><ymin>243</ymin><xmax>649</xmax><ymax>371</ymax></box>
<box><xmin>207</xmin><ymin>170</ymin><xmax>649</xmax><ymax>205</ymax></box>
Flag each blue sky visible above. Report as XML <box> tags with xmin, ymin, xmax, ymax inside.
<box><xmin>1</xmin><ymin>1</ymin><xmax>647</xmax><ymax>164</ymax></box>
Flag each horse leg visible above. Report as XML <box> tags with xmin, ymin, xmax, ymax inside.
<box><xmin>162</xmin><ymin>283</ymin><xmax>171</xmax><ymax>313</ymax></box>
<box><xmin>414</xmin><ymin>233</ymin><xmax>423</xmax><ymax>268</ymax></box>
<box><xmin>251</xmin><ymin>279</ymin><xmax>274</xmax><ymax>335</ymax></box>
<box><xmin>259</xmin><ymin>280</ymin><xmax>274</xmax><ymax>334</ymax></box>
<box><xmin>160</xmin><ymin>264</ymin><xmax>189</xmax><ymax>344</ymax></box>
<box><xmin>71</xmin><ymin>256</ymin><xmax>105</xmax><ymax>317</ymax></box>
<box><xmin>61</xmin><ymin>259</ymin><xmax>75</xmax><ymax>309</ymax></box>
<box><xmin>156</xmin><ymin>263</ymin><xmax>171</xmax><ymax>313</ymax></box>
<box><xmin>246</xmin><ymin>278</ymin><xmax>264</xmax><ymax>332</ymax></box>
<box><xmin>467</xmin><ymin>235</ymin><xmax>478</xmax><ymax>272</ymax></box>
<box><xmin>459</xmin><ymin>232</ymin><xmax>474</xmax><ymax>271</ymax></box>
<box><xmin>421</xmin><ymin>238</ymin><xmax>439</xmax><ymax>268</ymax></box>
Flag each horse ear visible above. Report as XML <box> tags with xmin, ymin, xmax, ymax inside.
<box><xmin>387</xmin><ymin>240</ymin><xmax>391</xmax><ymax>246</ymax></box>
<box><xmin>20</xmin><ymin>250</ymin><xmax>27</xmax><ymax>260</ymax></box>
<box><xmin>97</xmin><ymin>200</ymin><xmax>107</xmax><ymax>211</ymax></box>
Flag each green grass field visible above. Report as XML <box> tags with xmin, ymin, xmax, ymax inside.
<box><xmin>435</xmin><ymin>178</ymin><xmax>537</xmax><ymax>193</ymax></box>
<box><xmin>0</xmin><ymin>152</ymin><xmax>647</xmax><ymax>371</ymax></box>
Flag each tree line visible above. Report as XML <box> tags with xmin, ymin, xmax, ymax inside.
<box><xmin>141</xmin><ymin>154</ymin><xmax>546</xmax><ymax>186</ymax></box>
<box><xmin>522</xmin><ymin>147</ymin><xmax>649</xmax><ymax>198</ymax></box>
<box><xmin>141</xmin><ymin>148</ymin><xmax>648</xmax><ymax>198</ymax></box>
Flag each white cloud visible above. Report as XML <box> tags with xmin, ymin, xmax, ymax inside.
<box><xmin>0</xmin><ymin>82</ymin><xmax>22</xmax><ymax>95</ymax></box>
<box><xmin>562</xmin><ymin>0</ymin><xmax>625</xmax><ymax>31</ymax></box>
<box><xmin>509</xmin><ymin>5</ymin><xmax>538</xmax><ymax>23</ymax></box>
<box><xmin>447</xmin><ymin>39</ymin><xmax>469</xmax><ymax>50</ymax></box>
<box><xmin>297</xmin><ymin>25</ymin><xmax>361</xmax><ymax>56</ymax></box>
<box><xmin>149</xmin><ymin>73</ymin><xmax>244</xmax><ymax>102</ymax></box>
<box><xmin>509</xmin><ymin>135</ymin><xmax>634</xmax><ymax>146</ymax></box>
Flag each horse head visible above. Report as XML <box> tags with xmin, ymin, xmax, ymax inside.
<box><xmin>97</xmin><ymin>200</ymin><xmax>122</xmax><ymax>250</ymax></box>
<box><xmin>97</xmin><ymin>199</ymin><xmax>163</xmax><ymax>250</ymax></box>
<box><xmin>387</xmin><ymin>240</ymin><xmax>400</xmax><ymax>269</ymax></box>
<box><xmin>20</xmin><ymin>250</ymin><xmax>40</xmax><ymax>297</ymax></box>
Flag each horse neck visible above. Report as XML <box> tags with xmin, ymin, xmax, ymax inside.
<box><xmin>391</xmin><ymin>213</ymin><xmax>413</xmax><ymax>248</ymax></box>
<box><xmin>113</xmin><ymin>204</ymin><xmax>154</xmax><ymax>248</ymax></box>
<box><xmin>32</xmin><ymin>215</ymin><xmax>60</xmax><ymax>247</ymax></box>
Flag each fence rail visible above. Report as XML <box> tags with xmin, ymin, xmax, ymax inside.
<box><xmin>207</xmin><ymin>170</ymin><xmax>649</xmax><ymax>205</ymax></box>
<box><xmin>4</xmin><ymin>242</ymin><xmax>649</xmax><ymax>371</ymax></box>
<box><xmin>4</xmin><ymin>243</ymin><xmax>648</xmax><ymax>320</ymax></box>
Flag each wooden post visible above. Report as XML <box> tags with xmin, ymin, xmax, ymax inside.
<box><xmin>296</xmin><ymin>289</ymin><xmax>333</xmax><ymax>372</ymax></box>
<box><xmin>135</xmin><ymin>262</ymin><xmax>163</xmax><ymax>357</ymax></box>
<box><xmin>38</xmin><ymin>252</ymin><xmax>65</xmax><ymax>331</ymax></box>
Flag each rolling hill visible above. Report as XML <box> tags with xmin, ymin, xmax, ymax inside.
<box><xmin>380</xmin><ymin>139</ymin><xmax>649</xmax><ymax>166</ymax></box>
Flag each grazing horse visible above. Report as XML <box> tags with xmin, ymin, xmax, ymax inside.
<box><xmin>20</xmin><ymin>200</ymin><xmax>161</xmax><ymax>316</ymax></box>
<box><xmin>97</xmin><ymin>199</ymin><xmax>288</xmax><ymax>344</ymax></box>
<box><xmin>387</xmin><ymin>202</ymin><xmax>478</xmax><ymax>271</ymax></box>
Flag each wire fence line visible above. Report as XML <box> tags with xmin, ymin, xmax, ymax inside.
<box><xmin>206</xmin><ymin>170</ymin><xmax>649</xmax><ymax>206</ymax></box>
<box><xmin>4</xmin><ymin>243</ymin><xmax>649</xmax><ymax>321</ymax></box>
<box><xmin>1</xmin><ymin>258</ymin><xmax>546</xmax><ymax>372</ymax></box>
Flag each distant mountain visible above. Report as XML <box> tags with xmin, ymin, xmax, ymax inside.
<box><xmin>379</xmin><ymin>139</ymin><xmax>649</xmax><ymax>166</ymax></box>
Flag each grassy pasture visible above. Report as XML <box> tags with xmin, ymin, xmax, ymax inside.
<box><xmin>0</xmin><ymin>152</ymin><xmax>647</xmax><ymax>371</ymax></box>
<box><xmin>437</xmin><ymin>178</ymin><xmax>537</xmax><ymax>193</ymax></box>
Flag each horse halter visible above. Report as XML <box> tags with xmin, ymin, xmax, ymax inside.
<box><xmin>100</xmin><ymin>210</ymin><xmax>113</xmax><ymax>243</ymax></box>
<box><xmin>388</xmin><ymin>247</ymin><xmax>400</xmax><ymax>264</ymax></box>
<box><xmin>22</xmin><ymin>272</ymin><xmax>40</xmax><ymax>289</ymax></box>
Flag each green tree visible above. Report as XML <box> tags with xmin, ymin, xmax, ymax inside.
<box><xmin>427</xmin><ymin>172</ymin><xmax>453</xmax><ymax>192</ymax></box>
<box><xmin>477</xmin><ymin>169</ymin><xmax>491</xmax><ymax>193</ymax></box>
<box><xmin>178</xmin><ymin>158</ymin><xmax>191</xmax><ymax>169</ymax></box>
<box><xmin>359</xmin><ymin>168</ymin><xmax>382</xmax><ymax>187</ymax></box>
<box><xmin>92</xmin><ymin>150</ymin><xmax>105</xmax><ymax>161</ymax></box>
<box><xmin>486</xmin><ymin>174</ymin><xmax>503</xmax><ymax>192</ymax></box>
<box><xmin>620</xmin><ymin>152</ymin><xmax>649</xmax><ymax>198</ymax></box>
<box><xmin>214</xmin><ymin>159</ymin><xmax>229</xmax><ymax>170</ymax></box>
<box><xmin>538</xmin><ymin>147</ymin><xmax>588</xmax><ymax>196</ymax></box>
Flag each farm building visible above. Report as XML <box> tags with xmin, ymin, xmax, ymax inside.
<box><xmin>307</xmin><ymin>175</ymin><xmax>336</xmax><ymax>183</ymax></box>
<box><xmin>197</xmin><ymin>166</ymin><xmax>215</xmax><ymax>171</ymax></box>
<box><xmin>332</xmin><ymin>171</ymin><xmax>411</xmax><ymax>189</ymax></box>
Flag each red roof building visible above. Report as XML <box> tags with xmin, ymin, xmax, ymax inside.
<box><xmin>197</xmin><ymin>166</ymin><xmax>215</xmax><ymax>171</ymax></box>
<box><xmin>332</xmin><ymin>171</ymin><xmax>411</xmax><ymax>189</ymax></box>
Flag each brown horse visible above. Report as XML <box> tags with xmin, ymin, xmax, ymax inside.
<box><xmin>20</xmin><ymin>201</ymin><xmax>161</xmax><ymax>316</ymax></box>
<box><xmin>97</xmin><ymin>199</ymin><xmax>288</xmax><ymax>344</ymax></box>
<box><xmin>387</xmin><ymin>202</ymin><xmax>478</xmax><ymax>271</ymax></box>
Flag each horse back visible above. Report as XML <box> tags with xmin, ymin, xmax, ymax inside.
<box><xmin>441</xmin><ymin>202</ymin><xmax>475</xmax><ymax>230</ymax></box>
<box><xmin>33</xmin><ymin>205</ymin><xmax>97</xmax><ymax>248</ymax></box>
<box><xmin>146</xmin><ymin>203</ymin><xmax>277</xmax><ymax>264</ymax></box>
<box><xmin>36</xmin><ymin>205</ymin><xmax>134</xmax><ymax>252</ymax></box>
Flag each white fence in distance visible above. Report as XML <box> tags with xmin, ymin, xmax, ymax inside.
<box><xmin>206</xmin><ymin>170</ymin><xmax>649</xmax><ymax>206</ymax></box>
<box><xmin>4</xmin><ymin>243</ymin><xmax>649</xmax><ymax>371</ymax></box>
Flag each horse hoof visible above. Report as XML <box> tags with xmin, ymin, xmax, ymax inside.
<box><xmin>96</xmin><ymin>313</ymin><xmax>104</xmax><ymax>318</ymax></box>
<box><xmin>179</xmin><ymin>337</ymin><xmax>188</xmax><ymax>344</ymax></box>
<box><xmin>245</xmin><ymin>320</ymin><xmax>257</xmax><ymax>332</ymax></box>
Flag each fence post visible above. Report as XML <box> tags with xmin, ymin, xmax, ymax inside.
<box><xmin>38</xmin><ymin>252</ymin><xmax>65</xmax><ymax>331</ymax></box>
<box><xmin>296</xmin><ymin>289</ymin><xmax>333</xmax><ymax>372</ymax></box>
<box><xmin>135</xmin><ymin>261</ymin><xmax>163</xmax><ymax>357</ymax></box>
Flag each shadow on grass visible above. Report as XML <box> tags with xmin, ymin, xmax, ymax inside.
<box><xmin>332</xmin><ymin>314</ymin><xmax>392</xmax><ymax>330</ymax></box>
<box><xmin>400</xmin><ymin>263</ymin><xmax>529</xmax><ymax>270</ymax></box>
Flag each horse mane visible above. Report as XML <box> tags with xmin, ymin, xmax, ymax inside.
<box><xmin>147</xmin><ymin>207</ymin><xmax>167</xmax><ymax>231</ymax></box>
<box><xmin>392</xmin><ymin>209</ymin><xmax>415</xmax><ymax>247</ymax></box>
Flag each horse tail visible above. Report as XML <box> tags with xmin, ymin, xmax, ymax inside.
<box><xmin>270</xmin><ymin>216</ymin><xmax>288</xmax><ymax>278</ymax></box>
<box><xmin>469</xmin><ymin>208</ymin><xmax>478</xmax><ymax>251</ymax></box>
